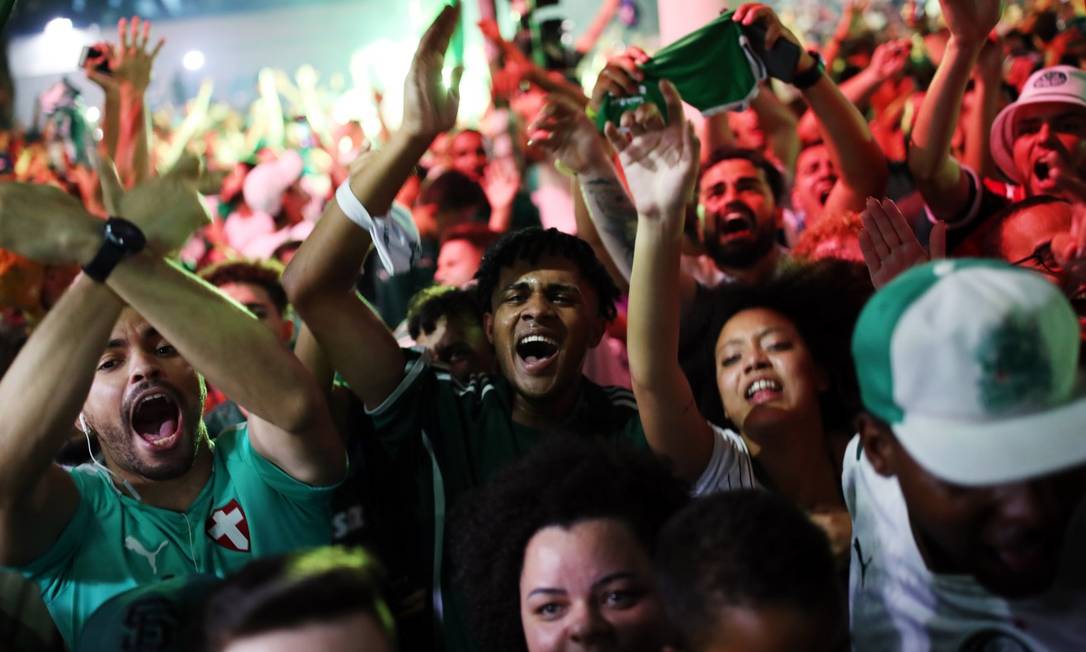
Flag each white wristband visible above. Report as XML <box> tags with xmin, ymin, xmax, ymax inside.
<box><xmin>335</xmin><ymin>180</ymin><xmax>375</xmax><ymax>232</ymax></box>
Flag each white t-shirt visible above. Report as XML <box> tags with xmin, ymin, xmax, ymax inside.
<box><xmin>692</xmin><ymin>424</ymin><xmax>761</xmax><ymax>496</ymax></box>
<box><xmin>843</xmin><ymin>436</ymin><xmax>1086</xmax><ymax>651</ymax></box>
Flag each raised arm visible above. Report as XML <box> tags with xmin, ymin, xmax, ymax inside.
<box><xmin>907</xmin><ymin>0</ymin><xmax>1002</xmax><ymax>222</ymax></box>
<box><xmin>109</xmin><ymin>17</ymin><xmax>164</xmax><ymax>187</ymax></box>
<box><xmin>282</xmin><ymin>4</ymin><xmax>462</xmax><ymax>410</ymax></box>
<box><xmin>605</xmin><ymin>81</ymin><xmax>715</xmax><ymax>482</ymax></box>
<box><xmin>734</xmin><ymin>4</ymin><xmax>888</xmax><ymax>216</ymax></box>
<box><xmin>749</xmin><ymin>85</ymin><xmax>800</xmax><ymax>174</ymax></box>
<box><xmin>0</xmin><ymin>187</ymin><xmax>122</xmax><ymax>566</ymax></box>
<box><xmin>101</xmin><ymin>155</ymin><xmax>342</xmax><ymax>485</ymax></box>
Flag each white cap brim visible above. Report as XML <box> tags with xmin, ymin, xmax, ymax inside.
<box><xmin>892</xmin><ymin>391</ymin><xmax>1086</xmax><ymax>487</ymax></box>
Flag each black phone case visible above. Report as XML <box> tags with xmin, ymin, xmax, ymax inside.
<box><xmin>742</xmin><ymin>23</ymin><xmax>802</xmax><ymax>83</ymax></box>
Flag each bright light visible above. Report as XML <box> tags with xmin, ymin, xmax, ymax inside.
<box><xmin>182</xmin><ymin>50</ymin><xmax>205</xmax><ymax>72</ymax></box>
<box><xmin>44</xmin><ymin>17</ymin><xmax>73</xmax><ymax>35</ymax></box>
<box><xmin>84</xmin><ymin>106</ymin><xmax>100</xmax><ymax>123</ymax></box>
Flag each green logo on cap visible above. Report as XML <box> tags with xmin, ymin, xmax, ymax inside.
<box><xmin>976</xmin><ymin>315</ymin><xmax>1051</xmax><ymax>413</ymax></box>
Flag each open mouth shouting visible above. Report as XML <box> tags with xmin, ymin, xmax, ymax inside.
<box><xmin>717</xmin><ymin>205</ymin><xmax>757</xmax><ymax>244</ymax></box>
<box><xmin>515</xmin><ymin>332</ymin><xmax>561</xmax><ymax>375</ymax></box>
<box><xmin>745</xmin><ymin>377</ymin><xmax>784</xmax><ymax>406</ymax></box>
<box><xmin>129</xmin><ymin>388</ymin><xmax>184</xmax><ymax>452</ymax></box>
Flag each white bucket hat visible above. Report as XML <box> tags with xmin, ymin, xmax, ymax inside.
<box><xmin>852</xmin><ymin>259</ymin><xmax>1086</xmax><ymax>486</ymax></box>
<box><xmin>991</xmin><ymin>66</ymin><xmax>1086</xmax><ymax>185</ymax></box>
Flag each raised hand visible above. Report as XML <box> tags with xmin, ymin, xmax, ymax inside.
<box><xmin>604</xmin><ymin>80</ymin><xmax>700</xmax><ymax>221</ymax></box>
<box><xmin>97</xmin><ymin>153</ymin><xmax>211</xmax><ymax>254</ymax></box>
<box><xmin>732</xmin><ymin>4</ymin><xmax>810</xmax><ymax>73</ymax></box>
<box><xmin>0</xmin><ymin>183</ymin><xmax>98</xmax><ymax>265</ymax></box>
<box><xmin>590</xmin><ymin>46</ymin><xmax>650</xmax><ymax>113</ymax></box>
<box><xmin>104</xmin><ymin>16</ymin><xmax>165</xmax><ymax>94</ymax></box>
<box><xmin>858</xmin><ymin>197</ymin><xmax>946</xmax><ymax>289</ymax></box>
<box><xmin>527</xmin><ymin>94</ymin><xmax>611</xmax><ymax>174</ymax></box>
<box><xmin>401</xmin><ymin>3</ymin><xmax>463</xmax><ymax>140</ymax></box>
<box><xmin>939</xmin><ymin>0</ymin><xmax>1002</xmax><ymax>47</ymax></box>
<box><xmin>869</xmin><ymin>39</ymin><xmax>912</xmax><ymax>82</ymax></box>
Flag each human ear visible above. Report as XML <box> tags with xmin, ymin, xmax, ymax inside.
<box><xmin>856</xmin><ymin>412</ymin><xmax>898</xmax><ymax>478</ymax></box>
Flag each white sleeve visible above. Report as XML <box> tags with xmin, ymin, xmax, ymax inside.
<box><xmin>691</xmin><ymin>424</ymin><xmax>760</xmax><ymax>496</ymax></box>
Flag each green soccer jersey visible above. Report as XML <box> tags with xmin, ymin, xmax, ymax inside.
<box><xmin>368</xmin><ymin>349</ymin><xmax>649</xmax><ymax>651</ymax></box>
<box><xmin>13</xmin><ymin>423</ymin><xmax>338</xmax><ymax>649</ymax></box>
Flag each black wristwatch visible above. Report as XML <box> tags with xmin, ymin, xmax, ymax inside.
<box><xmin>82</xmin><ymin>217</ymin><xmax>147</xmax><ymax>282</ymax></box>
<box><xmin>793</xmin><ymin>51</ymin><xmax>825</xmax><ymax>90</ymax></box>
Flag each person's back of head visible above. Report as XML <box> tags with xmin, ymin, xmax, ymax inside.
<box><xmin>419</xmin><ymin>168</ymin><xmax>491</xmax><ymax>223</ymax></box>
<box><xmin>656</xmin><ymin>491</ymin><xmax>847</xmax><ymax>652</ymax></box>
<box><xmin>204</xmin><ymin>547</ymin><xmax>395</xmax><ymax>652</ymax></box>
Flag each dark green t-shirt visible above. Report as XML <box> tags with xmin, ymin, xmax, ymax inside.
<box><xmin>368</xmin><ymin>349</ymin><xmax>648</xmax><ymax>651</ymax></box>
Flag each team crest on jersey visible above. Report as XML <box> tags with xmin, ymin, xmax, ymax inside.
<box><xmin>206</xmin><ymin>499</ymin><xmax>251</xmax><ymax>552</ymax></box>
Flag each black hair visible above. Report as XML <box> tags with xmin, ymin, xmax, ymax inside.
<box><xmin>473</xmin><ymin>227</ymin><xmax>620</xmax><ymax>322</ymax></box>
<box><xmin>203</xmin><ymin>547</ymin><xmax>394</xmax><ymax>651</ymax></box>
<box><xmin>656</xmin><ymin>490</ymin><xmax>846</xmax><ymax>651</ymax></box>
<box><xmin>694</xmin><ymin>259</ymin><xmax>873</xmax><ymax>433</ymax></box>
<box><xmin>419</xmin><ymin>168</ymin><xmax>491</xmax><ymax>219</ymax></box>
<box><xmin>451</xmin><ymin>438</ymin><xmax>690</xmax><ymax>652</ymax></box>
<box><xmin>199</xmin><ymin>259</ymin><xmax>288</xmax><ymax>316</ymax></box>
<box><xmin>441</xmin><ymin>221</ymin><xmax>501</xmax><ymax>250</ymax></box>
<box><xmin>406</xmin><ymin>285</ymin><xmax>485</xmax><ymax>340</ymax></box>
<box><xmin>968</xmin><ymin>195</ymin><xmax>1071</xmax><ymax>259</ymax></box>
<box><xmin>699</xmin><ymin>147</ymin><xmax>786</xmax><ymax>205</ymax></box>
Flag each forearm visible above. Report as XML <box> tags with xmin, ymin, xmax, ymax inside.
<box><xmin>577</xmin><ymin>158</ymin><xmax>638</xmax><ymax>282</ymax></box>
<box><xmin>575</xmin><ymin>0</ymin><xmax>619</xmax><ymax>55</ymax></box>
<box><xmin>116</xmin><ymin>86</ymin><xmax>151</xmax><ymax>186</ymax></box>
<box><xmin>0</xmin><ymin>273</ymin><xmax>122</xmax><ymax>502</ymax></box>
<box><xmin>750</xmin><ymin>88</ymin><xmax>799</xmax><ymax>172</ymax></box>
<box><xmin>803</xmin><ymin>71</ymin><xmax>888</xmax><ymax>203</ymax></box>
<box><xmin>573</xmin><ymin>175</ymin><xmax>630</xmax><ymax>293</ymax></box>
<box><xmin>964</xmin><ymin>76</ymin><xmax>1001</xmax><ymax>179</ymax></box>
<box><xmin>700</xmin><ymin>113</ymin><xmax>736</xmax><ymax>164</ymax></box>
<box><xmin>628</xmin><ymin>218</ymin><xmax>683</xmax><ymax>388</ymax></box>
<box><xmin>108</xmin><ymin>254</ymin><xmax>321</xmax><ymax>432</ymax></box>
<box><xmin>908</xmin><ymin>38</ymin><xmax>981</xmax><ymax>181</ymax></box>
<box><xmin>101</xmin><ymin>91</ymin><xmax>121</xmax><ymax>160</ymax></box>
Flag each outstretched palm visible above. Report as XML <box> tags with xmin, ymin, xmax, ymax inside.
<box><xmin>606</xmin><ymin>80</ymin><xmax>699</xmax><ymax>220</ymax></box>
<box><xmin>401</xmin><ymin>3</ymin><xmax>463</xmax><ymax>138</ymax></box>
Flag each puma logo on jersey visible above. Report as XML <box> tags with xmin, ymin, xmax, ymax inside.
<box><xmin>125</xmin><ymin>536</ymin><xmax>168</xmax><ymax>575</ymax></box>
<box><xmin>854</xmin><ymin>537</ymin><xmax>873</xmax><ymax>588</ymax></box>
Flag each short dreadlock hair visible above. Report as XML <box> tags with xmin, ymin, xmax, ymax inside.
<box><xmin>473</xmin><ymin>228</ymin><xmax>620</xmax><ymax>322</ymax></box>
<box><xmin>406</xmin><ymin>285</ymin><xmax>485</xmax><ymax>341</ymax></box>
<box><xmin>199</xmin><ymin>259</ymin><xmax>288</xmax><ymax>316</ymax></box>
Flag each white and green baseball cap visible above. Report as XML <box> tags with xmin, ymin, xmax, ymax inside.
<box><xmin>852</xmin><ymin>259</ymin><xmax>1086</xmax><ymax>486</ymax></box>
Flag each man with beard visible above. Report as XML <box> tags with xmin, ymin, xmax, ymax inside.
<box><xmin>542</xmin><ymin>3</ymin><xmax>885</xmax><ymax>290</ymax></box>
<box><xmin>0</xmin><ymin>157</ymin><xmax>344</xmax><ymax>649</ymax></box>
<box><xmin>284</xmin><ymin>7</ymin><xmax>727</xmax><ymax>650</ymax></box>
<box><xmin>909</xmin><ymin>0</ymin><xmax>1086</xmax><ymax>249</ymax></box>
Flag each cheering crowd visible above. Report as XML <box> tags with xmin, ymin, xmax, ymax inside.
<box><xmin>1</xmin><ymin>0</ymin><xmax>1085</xmax><ymax>649</ymax></box>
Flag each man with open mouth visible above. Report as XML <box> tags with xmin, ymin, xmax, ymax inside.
<box><xmin>909</xmin><ymin>0</ymin><xmax>1086</xmax><ymax>253</ymax></box>
<box><xmin>0</xmin><ymin>156</ymin><xmax>344</xmax><ymax>650</ymax></box>
<box><xmin>283</xmin><ymin>7</ymin><xmax>741</xmax><ymax>650</ymax></box>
